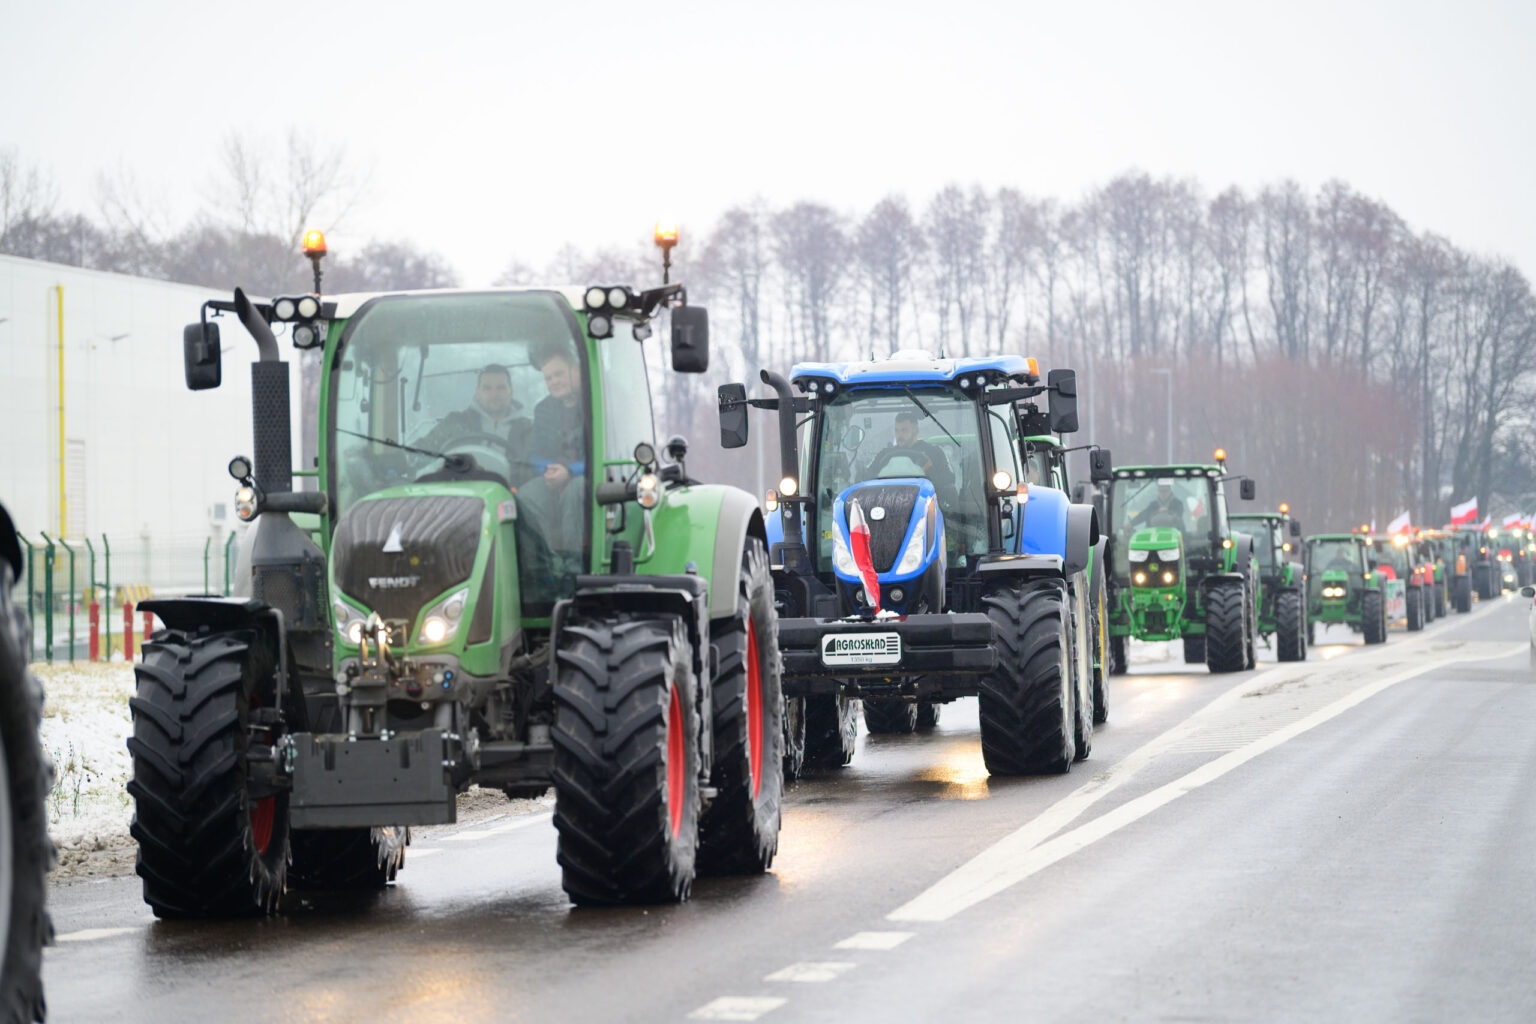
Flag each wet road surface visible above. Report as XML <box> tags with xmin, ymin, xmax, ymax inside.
<box><xmin>44</xmin><ymin>596</ymin><xmax>1536</xmax><ymax>1022</ymax></box>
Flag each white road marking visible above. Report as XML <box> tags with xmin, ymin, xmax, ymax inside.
<box><xmin>407</xmin><ymin>848</ymin><xmax>442</xmax><ymax>859</ymax></box>
<box><xmin>687</xmin><ymin>996</ymin><xmax>787</xmax><ymax>1020</ymax></box>
<box><xmin>488</xmin><ymin>812</ymin><xmax>552</xmax><ymax>835</ymax></box>
<box><xmin>833</xmin><ymin>931</ymin><xmax>914</xmax><ymax>951</ymax></box>
<box><xmin>888</xmin><ymin>640</ymin><xmax>1524</xmax><ymax>923</ymax></box>
<box><xmin>55</xmin><ymin>927</ymin><xmax>136</xmax><ymax>943</ymax></box>
<box><xmin>440</xmin><ymin>830</ymin><xmax>497</xmax><ymax>842</ymax></box>
<box><xmin>764</xmin><ymin>962</ymin><xmax>857</xmax><ymax>983</ymax></box>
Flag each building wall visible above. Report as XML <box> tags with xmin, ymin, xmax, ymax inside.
<box><xmin>0</xmin><ymin>255</ymin><xmax>302</xmax><ymax>588</ymax></box>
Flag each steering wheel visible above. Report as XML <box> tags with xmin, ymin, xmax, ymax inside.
<box><xmin>868</xmin><ymin>446</ymin><xmax>935</xmax><ymax>477</ymax></box>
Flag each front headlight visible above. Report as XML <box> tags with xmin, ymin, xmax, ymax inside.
<box><xmin>334</xmin><ymin>598</ymin><xmax>367</xmax><ymax>646</ymax></box>
<box><xmin>1158</xmin><ymin>548</ymin><xmax>1181</xmax><ymax>561</ymax></box>
<box><xmin>1129</xmin><ymin>549</ymin><xmax>1151</xmax><ymax>563</ymax></box>
<box><xmin>833</xmin><ymin>530</ymin><xmax>857</xmax><ymax>576</ymax></box>
<box><xmin>894</xmin><ymin>513</ymin><xmax>929</xmax><ymax>575</ymax></box>
<box><xmin>418</xmin><ymin>587</ymin><xmax>470</xmax><ymax>646</ymax></box>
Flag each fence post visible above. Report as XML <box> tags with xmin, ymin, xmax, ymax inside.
<box><xmin>224</xmin><ymin>531</ymin><xmax>237</xmax><ymax>595</ymax></box>
<box><xmin>23</xmin><ymin>535</ymin><xmax>35</xmax><ymax>650</ymax></box>
<box><xmin>59</xmin><ymin>537</ymin><xmax>76</xmax><ymax>661</ymax></box>
<box><xmin>123</xmin><ymin>601</ymin><xmax>134</xmax><ymax>661</ymax></box>
<box><xmin>38</xmin><ymin>532</ymin><xmax>55</xmax><ymax>663</ymax></box>
<box><xmin>203</xmin><ymin>536</ymin><xmax>211</xmax><ymax>594</ymax></box>
<box><xmin>85</xmin><ymin>538</ymin><xmax>97</xmax><ymax>661</ymax></box>
<box><xmin>102</xmin><ymin>534</ymin><xmax>111</xmax><ymax>658</ymax></box>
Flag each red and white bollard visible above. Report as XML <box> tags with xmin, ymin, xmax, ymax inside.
<box><xmin>123</xmin><ymin>602</ymin><xmax>135</xmax><ymax>662</ymax></box>
<box><xmin>88</xmin><ymin>601</ymin><xmax>100</xmax><ymax>661</ymax></box>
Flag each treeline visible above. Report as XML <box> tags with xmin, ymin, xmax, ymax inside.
<box><xmin>501</xmin><ymin>175</ymin><xmax>1536</xmax><ymax>531</ymax></box>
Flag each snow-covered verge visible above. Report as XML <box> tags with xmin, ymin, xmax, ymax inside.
<box><xmin>32</xmin><ymin>660</ymin><xmax>548</xmax><ymax>882</ymax></box>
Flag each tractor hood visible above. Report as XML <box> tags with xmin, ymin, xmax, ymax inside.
<box><xmin>333</xmin><ymin>493</ymin><xmax>485</xmax><ymax>625</ymax></box>
<box><xmin>831</xmin><ymin>478</ymin><xmax>942</xmax><ymax>582</ymax></box>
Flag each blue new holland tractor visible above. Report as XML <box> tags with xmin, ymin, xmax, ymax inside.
<box><xmin>718</xmin><ymin>351</ymin><xmax>1102</xmax><ymax>776</ymax></box>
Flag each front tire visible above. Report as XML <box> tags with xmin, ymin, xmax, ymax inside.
<box><xmin>1</xmin><ymin>556</ymin><xmax>52</xmax><ymax>1023</ymax></box>
<box><xmin>699</xmin><ymin>541</ymin><xmax>785</xmax><ymax>876</ymax></box>
<box><xmin>552</xmin><ymin>616</ymin><xmax>701</xmax><ymax>905</ymax></box>
<box><xmin>781</xmin><ymin>697</ymin><xmax>807</xmax><ymax>781</ymax></box>
<box><xmin>1205</xmin><ymin>581</ymin><xmax>1247</xmax><ymax>673</ymax></box>
<box><xmin>1453</xmin><ymin>575</ymin><xmax>1472</xmax><ymax>613</ymax></box>
<box><xmin>978</xmin><ymin>580</ymin><xmax>1074</xmax><ymax>776</ymax></box>
<box><xmin>1276</xmin><ymin>589</ymin><xmax>1306</xmax><ymax>662</ymax></box>
<box><xmin>862</xmin><ymin>700</ymin><xmax>918</xmax><ymax>734</ymax></box>
<box><xmin>915</xmin><ymin>702</ymin><xmax>942</xmax><ymax>730</ymax></box>
<box><xmin>803</xmin><ymin>694</ymin><xmax>859</xmax><ymax>770</ymax></box>
<box><xmin>128</xmin><ymin>630</ymin><xmax>289</xmax><ymax>918</ymax></box>
<box><xmin>1362</xmin><ymin>590</ymin><xmax>1388</xmax><ymax>644</ymax></box>
<box><xmin>1406</xmin><ymin>586</ymin><xmax>1424</xmax><ymax>632</ymax></box>
<box><xmin>1182</xmin><ymin>635</ymin><xmax>1206</xmax><ymax>663</ymax></box>
<box><xmin>1108</xmin><ymin>633</ymin><xmax>1128</xmax><ymax>676</ymax></box>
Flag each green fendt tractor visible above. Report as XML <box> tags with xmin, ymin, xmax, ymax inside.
<box><xmin>1020</xmin><ymin>419</ymin><xmax>1113</xmax><ymax>723</ymax></box>
<box><xmin>1304</xmin><ymin>533</ymin><xmax>1387</xmax><ymax>644</ymax></box>
<box><xmin>1</xmin><ymin>502</ymin><xmax>53</xmax><ymax>1023</ymax></box>
<box><xmin>130</xmin><ymin>234</ymin><xmax>786</xmax><ymax>916</ymax></box>
<box><xmin>1104</xmin><ymin>453</ymin><xmax>1260</xmax><ymax>674</ymax></box>
<box><xmin>1230</xmin><ymin>506</ymin><xmax>1308</xmax><ymax>662</ymax></box>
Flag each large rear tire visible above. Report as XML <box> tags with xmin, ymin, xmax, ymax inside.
<box><xmin>1204</xmin><ymin>581</ymin><xmax>1247</xmax><ymax>673</ymax></box>
<box><xmin>699</xmin><ymin>541</ymin><xmax>785</xmax><ymax>876</ymax></box>
<box><xmin>128</xmin><ymin>630</ymin><xmax>289</xmax><ymax>918</ymax></box>
<box><xmin>1</xmin><ymin>555</ymin><xmax>52</xmax><ymax>1024</ymax></box>
<box><xmin>1435</xmin><ymin>579</ymin><xmax>1448</xmax><ymax>617</ymax></box>
<box><xmin>1090</xmin><ymin>584</ymin><xmax>1109</xmax><ymax>725</ymax></box>
<box><xmin>1453</xmin><ymin>575</ymin><xmax>1472</xmax><ymax>613</ymax></box>
<box><xmin>288</xmin><ymin>827</ymin><xmax>408</xmax><ymax>892</ymax></box>
<box><xmin>552</xmin><ymin>616</ymin><xmax>700</xmax><ymax>905</ymax></box>
<box><xmin>1276</xmin><ymin>589</ymin><xmax>1306</xmax><ymax>662</ymax></box>
<box><xmin>978</xmin><ymin>580</ymin><xmax>1074</xmax><ymax>776</ymax></box>
<box><xmin>1362</xmin><ymin>590</ymin><xmax>1387</xmax><ymax>644</ymax></box>
<box><xmin>862</xmin><ymin>701</ymin><xmax>918</xmax><ymax>734</ymax></box>
<box><xmin>1406</xmin><ymin>586</ymin><xmax>1424</xmax><ymax>632</ymax></box>
<box><xmin>803</xmin><ymin>694</ymin><xmax>859</xmax><ymax>770</ymax></box>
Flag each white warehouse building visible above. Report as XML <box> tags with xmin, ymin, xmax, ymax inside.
<box><xmin>0</xmin><ymin>253</ymin><xmax>303</xmax><ymax>596</ymax></box>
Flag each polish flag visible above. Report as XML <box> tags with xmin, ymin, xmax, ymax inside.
<box><xmin>1503</xmin><ymin>513</ymin><xmax>1523</xmax><ymax>530</ymax></box>
<box><xmin>1386</xmin><ymin>511</ymin><xmax>1412</xmax><ymax>535</ymax></box>
<box><xmin>1449</xmin><ymin>497</ymin><xmax>1478</xmax><ymax>526</ymax></box>
<box><xmin>1480</xmin><ymin>516</ymin><xmax>1492</xmax><ymax>532</ymax></box>
<box><xmin>847</xmin><ymin>499</ymin><xmax>881</xmax><ymax>614</ymax></box>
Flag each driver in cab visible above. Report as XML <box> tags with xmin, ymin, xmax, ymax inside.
<box><xmin>420</xmin><ymin>364</ymin><xmax>532</xmax><ymax>476</ymax></box>
<box><xmin>1131</xmin><ymin>482</ymin><xmax>1188</xmax><ymax>533</ymax></box>
<box><xmin>884</xmin><ymin>410</ymin><xmax>956</xmax><ymax>493</ymax></box>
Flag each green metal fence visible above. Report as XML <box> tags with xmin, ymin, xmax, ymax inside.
<box><xmin>11</xmin><ymin>530</ymin><xmax>243</xmax><ymax>663</ymax></box>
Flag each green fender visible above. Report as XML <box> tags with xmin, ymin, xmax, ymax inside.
<box><xmin>637</xmin><ymin>484</ymin><xmax>768</xmax><ymax>621</ymax></box>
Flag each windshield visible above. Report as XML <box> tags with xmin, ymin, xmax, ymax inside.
<box><xmin>1109</xmin><ymin>474</ymin><xmax>1217</xmax><ymax>574</ymax></box>
<box><xmin>814</xmin><ymin>387</ymin><xmax>987</xmax><ymax>568</ymax></box>
<box><xmin>1235</xmin><ymin>518</ymin><xmax>1281</xmax><ymax>569</ymax></box>
<box><xmin>1021</xmin><ymin>444</ymin><xmax>1055</xmax><ymax>488</ymax></box>
<box><xmin>1309</xmin><ymin>539</ymin><xmax>1364</xmax><ymax>578</ymax></box>
<box><xmin>1372</xmin><ymin>540</ymin><xmax>1412</xmax><ymax>577</ymax></box>
<box><xmin>329</xmin><ymin>291</ymin><xmax>589</xmax><ymax>609</ymax></box>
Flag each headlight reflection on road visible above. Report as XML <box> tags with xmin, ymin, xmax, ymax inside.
<box><xmin>912</xmin><ymin>741</ymin><xmax>992</xmax><ymax>800</ymax></box>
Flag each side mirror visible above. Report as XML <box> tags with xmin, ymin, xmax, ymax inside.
<box><xmin>183</xmin><ymin>321</ymin><xmax>222</xmax><ymax>391</ymax></box>
<box><xmin>1290</xmin><ymin>520</ymin><xmax>1302</xmax><ymax>537</ymax></box>
<box><xmin>1520</xmin><ymin>585</ymin><xmax>1535</xmax><ymax>598</ymax></box>
<box><xmin>717</xmin><ymin>383</ymin><xmax>749</xmax><ymax>449</ymax></box>
<box><xmin>1089</xmin><ymin>448</ymin><xmax>1112</xmax><ymax>483</ymax></box>
<box><xmin>671</xmin><ymin>305</ymin><xmax>710</xmax><ymax>374</ymax></box>
<box><xmin>1240</xmin><ymin>479</ymin><xmax>1256</xmax><ymax>501</ymax></box>
<box><xmin>1046</xmin><ymin>369</ymin><xmax>1079</xmax><ymax>434</ymax></box>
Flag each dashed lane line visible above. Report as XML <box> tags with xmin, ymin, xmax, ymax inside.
<box><xmin>833</xmin><ymin>931</ymin><xmax>914</xmax><ymax>951</ymax></box>
<box><xmin>54</xmin><ymin>927</ymin><xmax>137</xmax><ymax>944</ymax></box>
<box><xmin>764</xmin><ymin>962</ymin><xmax>857</xmax><ymax>983</ymax></box>
<box><xmin>687</xmin><ymin>996</ymin><xmax>788</xmax><ymax>1020</ymax></box>
<box><xmin>439</xmin><ymin>811</ymin><xmax>553</xmax><ymax>842</ymax></box>
<box><xmin>887</xmin><ymin>640</ymin><xmax>1525</xmax><ymax>922</ymax></box>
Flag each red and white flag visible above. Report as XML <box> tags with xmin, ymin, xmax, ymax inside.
<box><xmin>847</xmin><ymin>499</ymin><xmax>881</xmax><ymax>613</ymax></box>
<box><xmin>1503</xmin><ymin>513</ymin><xmax>1523</xmax><ymax>530</ymax></box>
<box><xmin>1479</xmin><ymin>516</ymin><xmax>1492</xmax><ymax>532</ymax></box>
<box><xmin>1449</xmin><ymin>497</ymin><xmax>1478</xmax><ymax>526</ymax></box>
<box><xmin>1386</xmin><ymin>511</ymin><xmax>1412</xmax><ymax>535</ymax></box>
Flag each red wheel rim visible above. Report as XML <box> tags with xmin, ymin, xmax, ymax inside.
<box><xmin>666</xmin><ymin>683</ymin><xmax>685</xmax><ymax>839</ymax></box>
<box><xmin>745</xmin><ymin>618</ymin><xmax>764</xmax><ymax>799</ymax></box>
<box><xmin>251</xmin><ymin>796</ymin><xmax>275</xmax><ymax>855</ymax></box>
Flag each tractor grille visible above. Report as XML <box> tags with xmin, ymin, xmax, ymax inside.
<box><xmin>845</xmin><ymin>483</ymin><xmax>921</xmax><ymax>572</ymax></box>
<box><xmin>333</xmin><ymin>495</ymin><xmax>484</xmax><ymax>621</ymax></box>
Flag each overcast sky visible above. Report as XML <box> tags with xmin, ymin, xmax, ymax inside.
<box><xmin>3</xmin><ymin>0</ymin><xmax>1532</xmax><ymax>286</ymax></box>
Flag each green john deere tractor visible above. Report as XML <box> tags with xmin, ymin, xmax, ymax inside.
<box><xmin>1304</xmin><ymin>533</ymin><xmax>1387</xmax><ymax>644</ymax></box>
<box><xmin>1230</xmin><ymin>507</ymin><xmax>1307</xmax><ymax>662</ymax></box>
<box><xmin>130</xmin><ymin>237</ymin><xmax>786</xmax><ymax>916</ymax></box>
<box><xmin>1104</xmin><ymin>454</ymin><xmax>1260</xmax><ymax>674</ymax></box>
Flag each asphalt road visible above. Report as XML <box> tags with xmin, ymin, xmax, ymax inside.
<box><xmin>43</xmin><ymin>596</ymin><xmax>1536</xmax><ymax>1022</ymax></box>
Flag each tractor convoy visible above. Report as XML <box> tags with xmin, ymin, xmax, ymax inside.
<box><xmin>0</xmin><ymin>225</ymin><xmax>1452</xmax><ymax>928</ymax></box>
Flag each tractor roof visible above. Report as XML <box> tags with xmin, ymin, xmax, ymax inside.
<box><xmin>323</xmin><ymin>286</ymin><xmax>590</xmax><ymax>319</ymax></box>
<box><xmin>1112</xmin><ymin>464</ymin><xmax>1223</xmax><ymax>478</ymax></box>
<box><xmin>1307</xmin><ymin>533</ymin><xmax>1367</xmax><ymax>542</ymax></box>
<box><xmin>790</xmin><ymin>351</ymin><xmax>1034</xmax><ymax>390</ymax></box>
<box><xmin>1231</xmin><ymin>512</ymin><xmax>1284</xmax><ymax>522</ymax></box>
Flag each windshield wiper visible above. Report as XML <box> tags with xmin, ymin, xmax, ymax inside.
<box><xmin>337</xmin><ymin>427</ymin><xmax>471</xmax><ymax>471</ymax></box>
<box><xmin>903</xmin><ymin>388</ymin><xmax>961</xmax><ymax>447</ymax></box>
